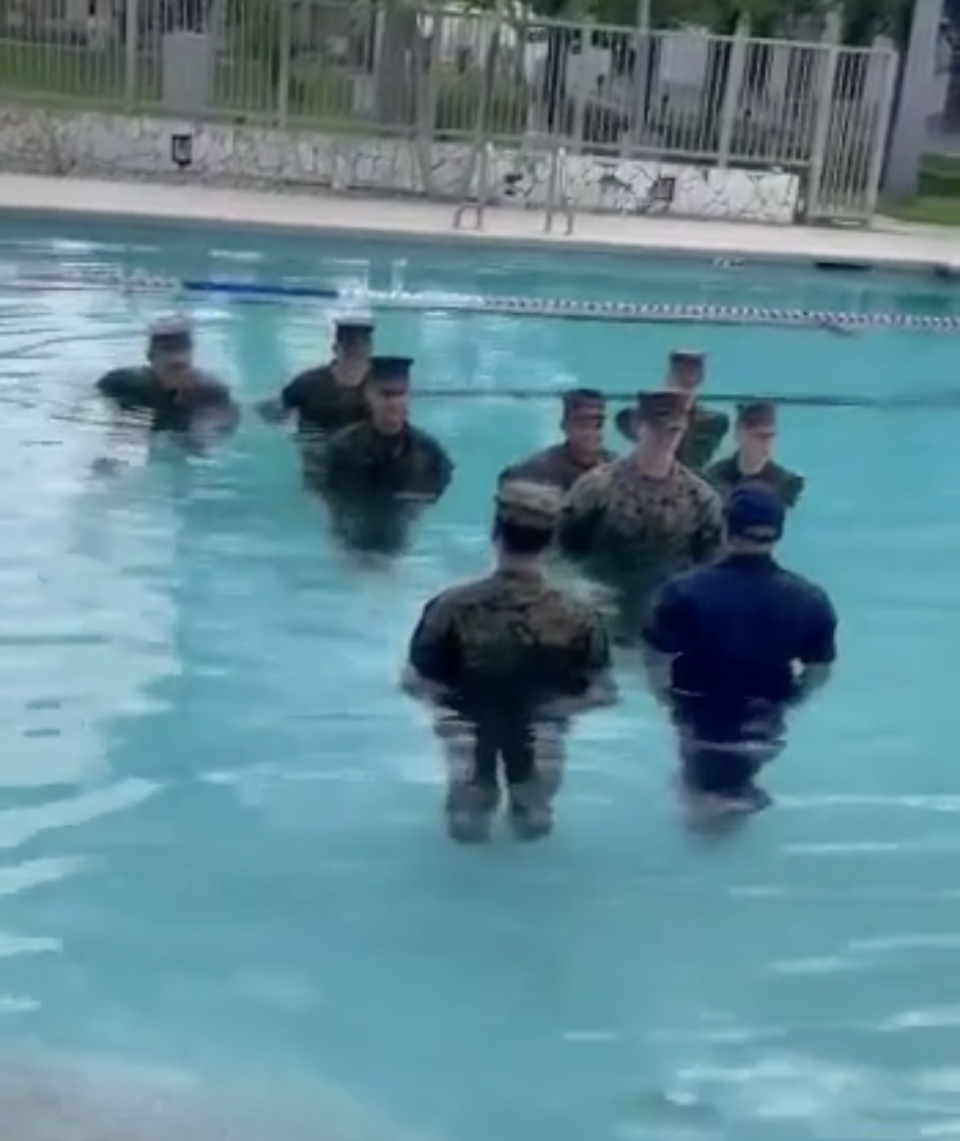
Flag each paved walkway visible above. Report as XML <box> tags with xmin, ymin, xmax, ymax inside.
<box><xmin>1</xmin><ymin>173</ymin><xmax>960</xmax><ymax>270</ymax></box>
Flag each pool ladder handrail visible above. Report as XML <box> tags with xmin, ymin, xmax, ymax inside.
<box><xmin>543</xmin><ymin>146</ymin><xmax>575</xmax><ymax>235</ymax></box>
<box><xmin>452</xmin><ymin>142</ymin><xmax>496</xmax><ymax>231</ymax></box>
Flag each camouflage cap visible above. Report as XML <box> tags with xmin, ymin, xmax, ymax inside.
<box><xmin>495</xmin><ymin>479</ymin><xmax>563</xmax><ymax>529</ymax></box>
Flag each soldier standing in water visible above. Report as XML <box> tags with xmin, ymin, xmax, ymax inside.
<box><xmin>317</xmin><ymin>356</ymin><xmax>454</xmax><ymax>557</ymax></box>
<box><xmin>559</xmin><ymin>390</ymin><xmax>723</xmax><ymax>644</ymax></box>
<box><xmin>93</xmin><ymin>316</ymin><xmax>238</xmax><ymax>473</ymax></box>
<box><xmin>258</xmin><ymin>316</ymin><xmax>374</xmax><ymax>485</ymax></box>
<box><xmin>403</xmin><ymin>480</ymin><xmax>615</xmax><ymax>843</ymax></box>
<box><xmin>499</xmin><ymin>389</ymin><xmax>616</xmax><ymax>493</ymax></box>
<box><xmin>615</xmin><ymin>350</ymin><xmax>728</xmax><ymax>471</ymax></box>
<box><xmin>704</xmin><ymin>401</ymin><xmax>805</xmax><ymax>508</ymax></box>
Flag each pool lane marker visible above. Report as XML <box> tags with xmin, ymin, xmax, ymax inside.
<box><xmin>8</xmin><ymin>270</ymin><xmax>960</xmax><ymax>332</ymax></box>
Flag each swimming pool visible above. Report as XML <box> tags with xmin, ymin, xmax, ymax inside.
<box><xmin>1</xmin><ymin>214</ymin><xmax>960</xmax><ymax>1141</ymax></box>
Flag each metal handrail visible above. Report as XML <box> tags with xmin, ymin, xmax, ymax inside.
<box><xmin>543</xmin><ymin>147</ymin><xmax>575</xmax><ymax>235</ymax></box>
<box><xmin>453</xmin><ymin>141</ymin><xmax>496</xmax><ymax>230</ymax></box>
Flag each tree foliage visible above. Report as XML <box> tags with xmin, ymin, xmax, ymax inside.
<box><xmin>522</xmin><ymin>0</ymin><xmax>914</xmax><ymax>46</ymax></box>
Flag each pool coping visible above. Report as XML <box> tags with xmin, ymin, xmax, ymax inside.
<box><xmin>2</xmin><ymin>173</ymin><xmax>960</xmax><ymax>274</ymax></box>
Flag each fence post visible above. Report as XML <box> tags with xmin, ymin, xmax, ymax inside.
<box><xmin>863</xmin><ymin>48</ymin><xmax>899</xmax><ymax>216</ymax></box>
<box><xmin>276</xmin><ymin>0</ymin><xmax>292</xmax><ymax>126</ymax></box>
<box><xmin>806</xmin><ymin>20</ymin><xmax>842</xmax><ymax>221</ymax></box>
<box><xmin>884</xmin><ymin>0</ymin><xmax>942</xmax><ymax>197</ymax></box>
<box><xmin>716</xmin><ymin>18</ymin><xmax>749</xmax><ymax>168</ymax></box>
<box><xmin>123</xmin><ymin>0</ymin><xmax>139</xmax><ymax>106</ymax></box>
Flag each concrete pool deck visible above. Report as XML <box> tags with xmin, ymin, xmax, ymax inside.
<box><xmin>1</xmin><ymin>173</ymin><xmax>960</xmax><ymax>271</ymax></box>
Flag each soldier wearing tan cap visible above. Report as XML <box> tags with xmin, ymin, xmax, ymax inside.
<box><xmin>402</xmin><ymin>480</ymin><xmax>615</xmax><ymax>843</ymax></box>
<box><xmin>92</xmin><ymin>315</ymin><xmax>238</xmax><ymax>474</ymax></box>
<box><xmin>704</xmin><ymin>401</ymin><xmax>805</xmax><ymax>508</ymax></box>
<box><xmin>559</xmin><ymin>390</ymin><xmax>723</xmax><ymax>643</ymax></box>
<box><xmin>615</xmin><ymin>350</ymin><xmax>729</xmax><ymax>471</ymax></box>
<box><xmin>499</xmin><ymin>388</ymin><xmax>617</xmax><ymax>493</ymax></box>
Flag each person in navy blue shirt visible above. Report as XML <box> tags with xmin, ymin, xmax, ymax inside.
<box><xmin>641</xmin><ymin>482</ymin><xmax>837</xmax><ymax>819</ymax></box>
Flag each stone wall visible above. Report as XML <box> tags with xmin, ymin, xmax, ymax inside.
<box><xmin>0</xmin><ymin>108</ymin><xmax>801</xmax><ymax>224</ymax></box>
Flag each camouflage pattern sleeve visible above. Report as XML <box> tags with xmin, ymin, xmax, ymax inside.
<box><xmin>557</xmin><ymin>467</ymin><xmax>608</xmax><ymax>558</ymax></box>
<box><xmin>579</xmin><ymin>605</ymin><xmax>613</xmax><ymax>682</ymax></box>
<box><xmin>689</xmin><ymin>477</ymin><xmax>724</xmax><ymax>562</ymax></box>
<box><xmin>408</xmin><ymin>593</ymin><xmax>459</xmax><ymax>686</ymax></box>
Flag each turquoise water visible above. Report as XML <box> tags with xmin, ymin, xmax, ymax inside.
<box><xmin>1</xmin><ymin>219</ymin><xmax>960</xmax><ymax>1140</ymax></box>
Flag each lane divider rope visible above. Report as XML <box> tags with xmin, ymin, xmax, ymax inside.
<box><xmin>7</xmin><ymin>270</ymin><xmax>960</xmax><ymax>332</ymax></box>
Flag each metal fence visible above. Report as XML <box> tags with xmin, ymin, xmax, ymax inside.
<box><xmin>0</xmin><ymin>0</ymin><xmax>899</xmax><ymax>224</ymax></box>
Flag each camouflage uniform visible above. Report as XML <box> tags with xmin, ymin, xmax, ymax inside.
<box><xmin>96</xmin><ymin>367</ymin><xmax>235</xmax><ymax>436</ymax></box>
<box><xmin>558</xmin><ymin>450</ymin><xmax>723</xmax><ymax>643</ymax></box>
<box><xmin>704</xmin><ymin>455</ymin><xmax>805</xmax><ymax>508</ymax></box>
<box><xmin>282</xmin><ymin>365</ymin><xmax>369</xmax><ymax>441</ymax></box>
<box><xmin>500</xmin><ymin>441</ymin><xmax>617</xmax><ymax>494</ymax></box>
<box><xmin>703</xmin><ymin>401</ymin><xmax>804</xmax><ymax>508</ymax></box>
<box><xmin>678</xmin><ymin>405</ymin><xmax>730</xmax><ymax>470</ymax></box>
<box><xmin>500</xmin><ymin>389</ymin><xmax>617</xmax><ymax>493</ymax></box>
<box><xmin>318</xmin><ymin>420</ymin><xmax>454</xmax><ymax>556</ymax></box>
<box><xmin>407</xmin><ymin>481</ymin><xmax>611</xmax><ymax>840</ymax></box>
<box><xmin>276</xmin><ymin>318</ymin><xmax>374</xmax><ymax>484</ymax></box>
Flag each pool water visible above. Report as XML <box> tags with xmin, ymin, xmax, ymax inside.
<box><xmin>1</xmin><ymin>219</ymin><xmax>960</xmax><ymax>1141</ymax></box>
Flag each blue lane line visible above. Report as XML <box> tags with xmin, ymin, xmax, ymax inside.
<box><xmin>180</xmin><ymin>280</ymin><xmax>340</xmax><ymax>299</ymax></box>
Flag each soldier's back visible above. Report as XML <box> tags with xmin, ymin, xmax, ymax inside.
<box><xmin>434</xmin><ymin>569</ymin><xmax>602</xmax><ymax>701</ymax></box>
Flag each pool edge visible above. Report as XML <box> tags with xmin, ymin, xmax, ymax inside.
<box><xmin>1</xmin><ymin>174</ymin><xmax>960</xmax><ymax>275</ymax></box>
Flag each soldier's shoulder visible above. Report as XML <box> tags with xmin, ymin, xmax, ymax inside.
<box><xmin>425</xmin><ymin>574</ymin><xmax>500</xmax><ymax>615</ymax></box>
<box><xmin>536</xmin><ymin>580</ymin><xmax>607</xmax><ymax>635</ymax></box>
<box><xmin>96</xmin><ymin>365</ymin><xmax>149</xmax><ymax>395</ymax></box>
<box><xmin>556</xmin><ymin>586</ymin><xmax>605</xmax><ymax>627</ymax></box>
<box><xmin>408</xmin><ymin>424</ymin><xmax>449</xmax><ymax>456</ymax></box>
<box><xmin>570</xmin><ymin>458</ymin><xmax>616</xmax><ymax>495</ymax></box>
<box><xmin>291</xmin><ymin>364</ymin><xmax>335</xmax><ymax>388</ymax></box>
<box><xmin>677</xmin><ymin>463</ymin><xmax>721</xmax><ymax>499</ymax></box>
<box><xmin>195</xmin><ymin>373</ymin><xmax>232</xmax><ymax>402</ymax></box>
<box><xmin>704</xmin><ymin>454</ymin><xmax>736</xmax><ymax>482</ymax></box>
<box><xmin>770</xmin><ymin>460</ymin><xmax>804</xmax><ymax>487</ymax></box>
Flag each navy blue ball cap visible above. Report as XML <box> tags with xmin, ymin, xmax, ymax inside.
<box><xmin>335</xmin><ymin>315</ymin><xmax>374</xmax><ymax>344</ymax></box>
<box><xmin>368</xmin><ymin>355</ymin><xmax>413</xmax><ymax>385</ymax></box>
<box><xmin>724</xmin><ymin>482</ymin><xmax>786</xmax><ymax>541</ymax></box>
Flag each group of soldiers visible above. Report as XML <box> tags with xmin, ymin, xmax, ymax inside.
<box><xmin>93</xmin><ymin>312</ymin><xmax>836</xmax><ymax>841</ymax></box>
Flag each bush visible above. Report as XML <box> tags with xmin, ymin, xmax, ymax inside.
<box><xmin>289</xmin><ymin>60</ymin><xmax>355</xmax><ymax>121</ymax></box>
<box><xmin>433</xmin><ymin>68</ymin><xmax>529</xmax><ymax>140</ymax></box>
